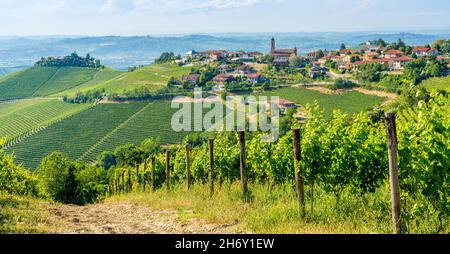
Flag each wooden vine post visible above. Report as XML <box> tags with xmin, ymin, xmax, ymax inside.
<box><xmin>121</xmin><ymin>172</ymin><xmax>125</xmax><ymax>193</ymax></box>
<box><xmin>209</xmin><ymin>139</ymin><xmax>215</xmax><ymax>197</ymax></box>
<box><xmin>166</xmin><ymin>150</ymin><xmax>170</xmax><ymax>192</ymax></box>
<box><xmin>186</xmin><ymin>144</ymin><xmax>192</xmax><ymax>190</ymax></box>
<box><xmin>143</xmin><ymin>159</ymin><xmax>147</xmax><ymax>192</ymax></box>
<box><xmin>385</xmin><ymin>112</ymin><xmax>402</xmax><ymax>234</ymax></box>
<box><xmin>151</xmin><ymin>157</ymin><xmax>156</xmax><ymax>192</ymax></box>
<box><xmin>292</xmin><ymin>128</ymin><xmax>305</xmax><ymax>217</ymax></box>
<box><xmin>128</xmin><ymin>168</ymin><xmax>131</xmax><ymax>193</ymax></box>
<box><xmin>238</xmin><ymin>131</ymin><xmax>248</xmax><ymax>195</ymax></box>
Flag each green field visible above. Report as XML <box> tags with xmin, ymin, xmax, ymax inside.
<box><xmin>0</xmin><ymin>98</ymin><xmax>90</xmax><ymax>142</ymax></box>
<box><xmin>7</xmin><ymin>100</ymin><xmax>190</xmax><ymax>169</ymax></box>
<box><xmin>67</xmin><ymin>64</ymin><xmax>194</xmax><ymax>94</ymax></box>
<box><xmin>33</xmin><ymin>67</ymin><xmax>98</xmax><ymax>96</ymax></box>
<box><xmin>261</xmin><ymin>87</ymin><xmax>385</xmax><ymax>117</ymax></box>
<box><xmin>421</xmin><ymin>75</ymin><xmax>450</xmax><ymax>92</ymax></box>
<box><xmin>0</xmin><ymin>67</ymin><xmax>59</xmax><ymax>100</ymax></box>
<box><xmin>0</xmin><ymin>67</ymin><xmax>100</xmax><ymax>100</ymax></box>
<box><xmin>53</xmin><ymin>69</ymin><xmax>125</xmax><ymax>97</ymax></box>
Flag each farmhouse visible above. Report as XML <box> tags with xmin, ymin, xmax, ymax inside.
<box><xmin>384</xmin><ymin>49</ymin><xmax>404</xmax><ymax>59</ymax></box>
<box><xmin>235</xmin><ymin>65</ymin><xmax>254</xmax><ymax>75</ymax></box>
<box><xmin>270</xmin><ymin>37</ymin><xmax>297</xmax><ymax>67</ymax></box>
<box><xmin>217</xmin><ymin>64</ymin><xmax>232</xmax><ymax>73</ymax></box>
<box><xmin>389</xmin><ymin>56</ymin><xmax>414</xmax><ymax>70</ymax></box>
<box><xmin>212</xmin><ymin>74</ymin><xmax>234</xmax><ymax>84</ymax></box>
<box><xmin>363</xmin><ymin>52</ymin><xmax>379</xmax><ymax>60</ymax></box>
<box><xmin>271</xmin><ymin>99</ymin><xmax>297</xmax><ymax>114</ymax></box>
<box><xmin>181</xmin><ymin>74</ymin><xmax>200</xmax><ymax>85</ymax></box>
<box><xmin>246</xmin><ymin>73</ymin><xmax>264</xmax><ymax>83</ymax></box>
<box><xmin>412</xmin><ymin>46</ymin><xmax>438</xmax><ymax>57</ymax></box>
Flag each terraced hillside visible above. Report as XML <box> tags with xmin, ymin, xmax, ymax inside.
<box><xmin>0</xmin><ymin>67</ymin><xmax>59</xmax><ymax>100</ymax></box>
<box><xmin>0</xmin><ymin>66</ymin><xmax>99</xmax><ymax>100</ymax></box>
<box><xmin>7</xmin><ymin>101</ymin><xmax>191</xmax><ymax>169</ymax></box>
<box><xmin>64</xmin><ymin>64</ymin><xmax>194</xmax><ymax>94</ymax></box>
<box><xmin>0</xmin><ymin>98</ymin><xmax>90</xmax><ymax>142</ymax></box>
<box><xmin>262</xmin><ymin>87</ymin><xmax>385</xmax><ymax>117</ymax></box>
<box><xmin>53</xmin><ymin>69</ymin><xmax>125</xmax><ymax>97</ymax></box>
<box><xmin>33</xmin><ymin>67</ymin><xmax>98</xmax><ymax>96</ymax></box>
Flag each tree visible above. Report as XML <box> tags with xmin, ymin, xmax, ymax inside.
<box><xmin>141</xmin><ymin>138</ymin><xmax>160</xmax><ymax>157</ymax></box>
<box><xmin>97</xmin><ymin>151</ymin><xmax>117</xmax><ymax>170</ymax></box>
<box><xmin>289</xmin><ymin>56</ymin><xmax>305</xmax><ymax>68</ymax></box>
<box><xmin>35</xmin><ymin>152</ymin><xmax>75</xmax><ymax>203</ymax></box>
<box><xmin>114</xmin><ymin>144</ymin><xmax>145</xmax><ymax>167</ymax></box>
<box><xmin>340</xmin><ymin>43</ymin><xmax>346</xmax><ymax>50</ymax></box>
<box><xmin>316</xmin><ymin>50</ymin><xmax>325</xmax><ymax>58</ymax></box>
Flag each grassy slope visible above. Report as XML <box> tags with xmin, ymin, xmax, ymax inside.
<box><xmin>33</xmin><ymin>67</ymin><xmax>98</xmax><ymax>96</ymax></box>
<box><xmin>0</xmin><ymin>98</ymin><xmax>90</xmax><ymax>141</ymax></box>
<box><xmin>421</xmin><ymin>75</ymin><xmax>450</xmax><ymax>92</ymax></box>
<box><xmin>52</xmin><ymin>68</ymin><xmax>125</xmax><ymax>97</ymax></box>
<box><xmin>0</xmin><ymin>194</ymin><xmax>60</xmax><ymax>233</ymax></box>
<box><xmin>262</xmin><ymin>87</ymin><xmax>385</xmax><ymax>117</ymax></box>
<box><xmin>0</xmin><ymin>67</ymin><xmax>59</xmax><ymax>100</ymax></box>
<box><xmin>67</xmin><ymin>64</ymin><xmax>193</xmax><ymax>94</ymax></box>
<box><xmin>108</xmin><ymin>183</ymin><xmax>449</xmax><ymax>234</ymax></box>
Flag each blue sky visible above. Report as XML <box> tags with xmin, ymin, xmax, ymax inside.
<box><xmin>1</xmin><ymin>0</ymin><xmax>450</xmax><ymax>35</ymax></box>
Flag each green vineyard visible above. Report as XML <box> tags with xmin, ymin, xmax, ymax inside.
<box><xmin>0</xmin><ymin>67</ymin><xmax>59</xmax><ymax>100</ymax></box>
<box><xmin>7</xmin><ymin>101</ymin><xmax>189</xmax><ymax>169</ymax></box>
<box><xmin>0</xmin><ymin>98</ymin><xmax>90</xmax><ymax>142</ymax></box>
<box><xmin>262</xmin><ymin>87</ymin><xmax>385</xmax><ymax>117</ymax></box>
<box><xmin>53</xmin><ymin>69</ymin><xmax>125</xmax><ymax>97</ymax></box>
<box><xmin>33</xmin><ymin>67</ymin><xmax>98</xmax><ymax>96</ymax></box>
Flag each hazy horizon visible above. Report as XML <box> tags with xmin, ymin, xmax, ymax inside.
<box><xmin>1</xmin><ymin>0</ymin><xmax>450</xmax><ymax>36</ymax></box>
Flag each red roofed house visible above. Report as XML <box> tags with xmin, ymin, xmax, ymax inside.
<box><xmin>389</xmin><ymin>56</ymin><xmax>414</xmax><ymax>70</ymax></box>
<box><xmin>272</xmin><ymin>99</ymin><xmax>297</xmax><ymax>114</ymax></box>
<box><xmin>246</xmin><ymin>73</ymin><xmax>264</xmax><ymax>83</ymax></box>
<box><xmin>412</xmin><ymin>46</ymin><xmax>438</xmax><ymax>57</ymax></box>
<box><xmin>363</xmin><ymin>52</ymin><xmax>379</xmax><ymax>60</ymax></box>
<box><xmin>181</xmin><ymin>74</ymin><xmax>201</xmax><ymax>85</ymax></box>
<box><xmin>212</xmin><ymin>74</ymin><xmax>234</xmax><ymax>84</ymax></box>
<box><xmin>384</xmin><ymin>50</ymin><xmax>404</xmax><ymax>59</ymax></box>
<box><xmin>339</xmin><ymin>49</ymin><xmax>359</xmax><ymax>56</ymax></box>
<box><xmin>235</xmin><ymin>65</ymin><xmax>254</xmax><ymax>75</ymax></box>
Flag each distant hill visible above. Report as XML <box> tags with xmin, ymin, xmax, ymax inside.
<box><xmin>1</xmin><ymin>32</ymin><xmax>449</xmax><ymax>70</ymax></box>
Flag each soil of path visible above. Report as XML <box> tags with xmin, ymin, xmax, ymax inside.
<box><xmin>48</xmin><ymin>201</ymin><xmax>240</xmax><ymax>234</ymax></box>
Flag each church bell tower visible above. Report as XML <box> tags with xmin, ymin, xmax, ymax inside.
<box><xmin>271</xmin><ymin>37</ymin><xmax>276</xmax><ymax>53</ymax></box>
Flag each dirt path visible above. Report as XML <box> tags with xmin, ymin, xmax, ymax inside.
<box><xmin>48</xmin><ymin>201</ymin><xmax>239</xmax><ymax>234</ymax></box>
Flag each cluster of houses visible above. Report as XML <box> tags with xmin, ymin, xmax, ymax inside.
<box><xmin>179</xmin><ymin>63</ymin><xmax>266</xmax><ymax>92</ymax></box>
<box><xmin>178</xmin><ymin>37</ymin><xmax>450</xmax><ymax>86</ymax></box>
<box><xmin>183</xmin><ymin>49</ymin><xmax>263</xmax><ymax>63</ymax></box>
<box><xmin>309</xmin><ymin>43</ymin><xmax>448</xmax><ymax>73</ymax></box>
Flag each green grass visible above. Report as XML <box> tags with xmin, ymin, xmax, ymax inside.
<box><xmin>261</xmin><ymin>87</ymin><xmax>385</xmax><ymax>117</ymax></box>
<box><xmin>109</xmin><ymin>182</ymin><xmax>449</xmax><ymax>234</ymax></box>
<box><xmin>0</xmin><ymin>98</ymin><xmax>90</xmax><ymax>142</ymax></box>
<box><xmin>33</xmin><ymin>67</ymin><xmax>98</xmax><ymax>96</ymax></box>
<box><xmin>53</xmin><ymin>68</ymin><xmax>125</xmax><ymax>97</ymax></box>
<box><xmin>0</xmin><ymin>66</ymin><xmax>100</xmax><ymax>100</ymax></box>
<box><xmin>0</xmin><ymin>67</ymin><xmax>59</xmax><ymax>100</ymax></box>
<box><xmin>0</xmin><ymin>193</ymin><xmax>58</xmax><ymax>233</ymax></box>
<box><xmin>71</xmin><ymin>64</ymin><xmax>194</xmax><ymax>94</ymax></box>
<box><xmin>7</xmin><ymin>100</ymin><xmax>193</xmax><ymax>169</ymax></box>
<box><xmin>421</xmin><ymin>75</ymin><xmax>450</xmax><ymax>92</ymax></box>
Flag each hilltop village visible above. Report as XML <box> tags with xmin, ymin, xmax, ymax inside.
<box><xmin>160</xmin><ymin>37</ymin><xmax>450</xmax><ymax>95</ymax></box>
